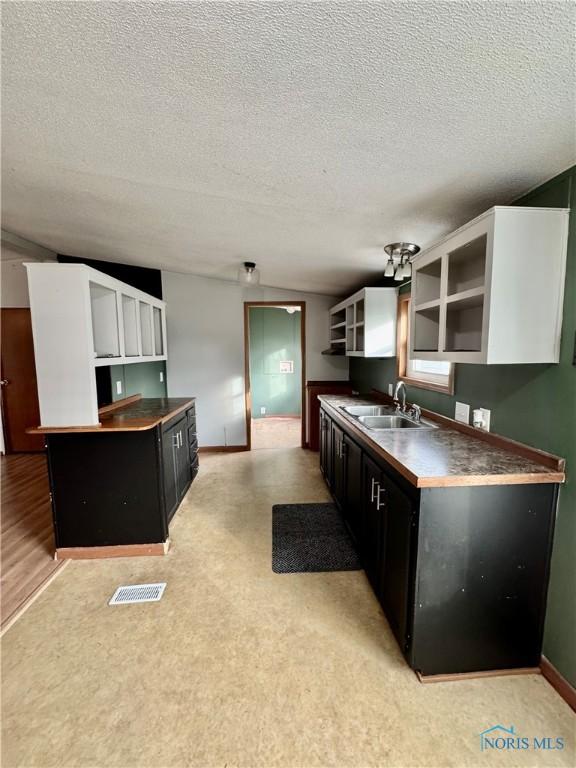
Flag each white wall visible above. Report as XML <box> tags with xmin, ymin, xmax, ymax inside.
<box><xmin>1</xmin><ymin>231</ymin><xmax>56</xmax><ymax>307</ymax></box>
<box><xmin>162</xmin><ymin>271</ymin><xmax>349</xmax><ymax>447</ymax></box>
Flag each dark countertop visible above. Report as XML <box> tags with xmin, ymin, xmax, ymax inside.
<box><xmin>319</xmin><ymin>394</ymin><xmax>564</xmax><ymax>488</ymax></box>
<box><xmin>30</xmin><ymin>397</ymin><xmax>195</xmax><ymax>434</ymax></box>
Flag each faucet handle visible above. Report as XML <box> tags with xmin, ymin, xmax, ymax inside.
<box><xmin>408</xmin><ymin>404</ymin><xmax>422</xmax><ymax>422</ymax></box>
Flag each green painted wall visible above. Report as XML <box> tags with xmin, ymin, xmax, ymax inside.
<box><xmin>249</xmin><ymin>307</ymin><xmax>302</xmax><ymax>418</ymax></box>
<box><xmin>350</xmin><ymin>166</ymin><xmax>576</xmax><ymax>685</ymax></box>
<box><xmin>109</xmin><ymin>361</ymin><xmax>167</xmax><ymax>401</ymax></box>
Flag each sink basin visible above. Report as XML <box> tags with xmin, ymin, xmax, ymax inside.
<box><xmin>341</xmin><ymin>405</ymin><xmax>393</xmax><ymax>417</ymax></box>
<box><xmin>357</xmin><ymin>415</ymin><xmax>436</xmax><ymax>430</ymax></box>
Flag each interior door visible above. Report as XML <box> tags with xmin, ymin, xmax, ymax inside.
<box><xmin>0</xmin><ymin>308</ymin><xmax>44</xmax><ymax>452</ymax></box>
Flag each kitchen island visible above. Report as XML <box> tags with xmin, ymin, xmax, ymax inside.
<box><xmin>319</xmin><ymin>394</ymin><xmax>564</xmax><ymax>679</ymax></box>
<box><xmin>30</xmin><ymin>396</ymin><xmax>198</xmax><ymax>559</ymax></box>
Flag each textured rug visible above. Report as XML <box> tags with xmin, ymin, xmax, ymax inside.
<box><xmin>272</xmin><ymin>503</ymin><xmax>361</xmax><ymax>573</ymax></box>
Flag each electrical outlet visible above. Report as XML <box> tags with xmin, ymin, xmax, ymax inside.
<box><xmin>479</xmin><ymin>408</ymin><xmax>491</xmax><ymax>432</ymax></box>
<box><xmin>260</xmin><ymin>406</ymin><xmax>266</xmax><ymax>415</ymax></box>
<box><xmin>455</xmin><ymin>401</ymin><xmax>470</xmax><ymax>424</ymax></box>
<box><xmin>388</xmin><ymin>383</ymin><xmax>393</xmax><ymax>396</ymax></box>
<box><xmin>159</xmin><ymin>371</ymin><xmax>164</xmax><ymax>383</ymax></box>
<box><xmin>115</xmin><ymin>380</ymin><xmax>123</xmax><ymax>395</ymax></box>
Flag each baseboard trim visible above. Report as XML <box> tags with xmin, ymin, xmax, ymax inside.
<box><xmin>416</xmin><ymin>667</ymin><xmax>540</xmax><ymax>684</ymax></box>
<box><xmin>198</xmin><ymin>445</ymin><xmax>249</xmax><ymax>453</ymax></box>
<box><xmin>55</xmin><ymin>541</ymin><xmax>169</xmax><ymax>560</ymax></box>
<box><xmin>541</xmin><ymin>656</ymin><xmax>576</xmax><ymax>712</ymax></box>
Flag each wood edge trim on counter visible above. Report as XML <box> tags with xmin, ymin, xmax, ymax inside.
<box><xmin>417</xmin><ymin>472</ymin><xmax>566</xmax><ymax>488</ymax></box>
<box><xmin>541</xmin><ymin>656</ymin><xmax>576</xmax><ymax>712</ymax></box>
<box><xmin>98</xmin><ymin>393</ymin><xmax>142</xmax><ymax>414</ymax></box>
<box><xmin>0</xmin><ymin>560</ymin><xmax>70</xmax><ymax>637</ymax></box>
<box><xmin>55</xmin><ymin>541</ymin><xmax>169</xmax><ymax>560</ymax></box>
<box><xmin>371</xmin><ymin>389</ymin><xmax>565</xmax><ymax>473</ymax></box>
<box><xmin>158</xmin><ymin>400</ymin><xmax>195</xmax><ymax>426</ymax></box>
<box><xmin>28</xmin><ymin>423</ymin><xmax>102</xmax><ymax>434</ymax></box>
<box><xmin>198</xmin><ymin>445</ymin><xmax>249</xmax><ymax>453</ymax></box>
<box><xmin>416</xmin><ymin>667</ymin><xmax>540</xmax><ymax>684</ymax></box>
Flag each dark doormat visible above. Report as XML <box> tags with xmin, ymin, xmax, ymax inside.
<box><xmin>272</xmin><ymin>503</ymin><xmax>361</xmax><ymax>573</ymax></box>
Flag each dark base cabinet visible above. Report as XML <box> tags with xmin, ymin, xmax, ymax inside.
<box><xmin>47</xmin><ymin>403</ymin><xmax>198</xmax><ymax>548</ymax></box>
<box><xmin>319</xmin><ymin>405</ymin><xmax>558</xmax><ymax>677</ymax></box>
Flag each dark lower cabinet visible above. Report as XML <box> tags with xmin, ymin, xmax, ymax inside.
<box><xmin>319</xmin><ymin>405</ymin><xmax>559</xmax><ymax>677</ymax></box>
<box><xmin>48</xmin><ymin>403</ymin><xmax>199</xmax><ymax>548</ymax></box>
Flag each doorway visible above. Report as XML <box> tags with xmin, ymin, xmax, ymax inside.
<box><xmin>1</xmin><ymin>308</ymin><xmax>44</xmax><ymax>452</ymax></box>
<box><xmin>244</xmin><ymin>302</ymin><xmax>306</xmax><ymax>450</ymax></box>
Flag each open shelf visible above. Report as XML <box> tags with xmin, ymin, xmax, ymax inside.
<box><xmin>413</xmin><ymin>306</ymin><xmax>440</xmax><ymax>352</ymax></box>
<box><xmin>414</xmin><ymin>258</ymin><xmax>442</xmax><ymax>304</ymax></box>
<box><xmin>122</xmin><ymin>295</ymin><xmax>139</xmax><ymax>356</ymax></box>
<box><xmin>444</xmin><ymin>293</ymin><xmax>484</xmax><ymax>352</ymax></box>
<box><xmin>139</xmin><ymin>302</ymin><xmax>153</xmax><ymax>356</ymax></box>
<box><xmin>90</xmin><ymin>282</ymin><xmax>120</xmax><ymax>359</ymax></box>
<box><xmin>355</xmin><ymin>299</ymin><xmax>365</xmax><ymax>324</ymax></box>
<box><xmin>330</xmin><ymin>320</ymin><xmax>346</xmax><ymax>330</ymax></box>
<box><xmin>447</xmin><ymin>234</ymin><xmax>487</xmax><ymax>296</ymax></box>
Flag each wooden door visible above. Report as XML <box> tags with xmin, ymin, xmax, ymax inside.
<box><xmin>0</xmin><ymin>309</ymin><xmax>44</xmax><ymax>452</ymax></box>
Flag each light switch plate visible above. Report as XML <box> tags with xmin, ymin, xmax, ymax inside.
<box><xmin>479</xmin><ymin>408</ymin><xmax>491</xmax><ymax>432</ymax></box>
<box><xmin>159</xmin><ymin>371</ymin><xmax>164</xmax><ymax>383</ymax></box>
<box><xmin>115</xmin><ymin>380</ymin><xmax>122</xmax><ymax>395</ymax></box>
<box><xmin>260</xmin><ymin>407</ymin><xmax>266</xmax><ymax>415</ymax></box>
<box><xmin>455</xmin><ymin>401</ymin><xmax>470</xmax><ymax>424</ymax></box>
<box><xmin>388</xmin><ymin>384</ymin><xmax>393</xmax><ymax>396</ymax></box>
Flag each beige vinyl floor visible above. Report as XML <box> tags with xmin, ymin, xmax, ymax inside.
<box><xmin>251</xmin><ymin>417</ymin><xmax>301</xmax><ymax>450</ymax></box>
<box><xmin>1</xmin><ymin>447</ymin><xmax>574</xmax><ymax>768</ymax></box>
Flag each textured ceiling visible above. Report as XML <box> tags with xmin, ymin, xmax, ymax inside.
<box><xmin>2</xmin><ymin>1</ymin><xmax>575</xmax><ymax>295</ymax></box>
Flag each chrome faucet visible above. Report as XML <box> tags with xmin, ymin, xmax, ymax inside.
<box><xmin>393</xmin><ymin>381</ymin><xmax>406</xmax><ymax>413</ymax></box>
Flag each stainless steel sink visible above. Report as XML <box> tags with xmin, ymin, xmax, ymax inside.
<box><xmin>357</xmin><ymin>414</ymin><xmax>438</xmax><ymax>430</ymax></box>
<box><xmin>341</xmin><ymin>405</ymin><xmax>393</xmax><ymax>417</ymax></box>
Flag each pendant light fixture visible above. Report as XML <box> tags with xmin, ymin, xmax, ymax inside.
<box><xmin>238</xmin><ymin>261</ymin><xmax>260</xmax><ymax>286</ymax></box>
<box><xmin>383</xmin><ymin>243</ymin><xmax>420</xmax><ymax>282</ymax></box>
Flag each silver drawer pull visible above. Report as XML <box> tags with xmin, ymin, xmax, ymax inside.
<box><xmin>376</xmin><ymin>484</ymin><xmax>386</xmax><ymax>511</ymax></box>
<box><xmin>371</xmin><ymin>477</ymin><xmax>376</xmax><ymax>502</ymax></box>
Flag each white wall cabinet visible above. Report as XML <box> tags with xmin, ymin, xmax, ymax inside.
<box><xmin>329</xmin><ymin>287</ymin><xmax>397</xmax><ymax>357</ymax></box>
<box><xmin>26</xmin><ymin>263</ymin><xmax>167</xmax><ymax>427</ymax></box>
<box><xmin>409</xmin><ymin>207</ymin><xmax>569</xmax><ymax>364</ymax></box>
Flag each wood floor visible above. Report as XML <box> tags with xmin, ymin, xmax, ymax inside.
<box><xmin>1</xmin><ymin>453</ymin><xmax>63</xmax><ymax>629</ymax></box>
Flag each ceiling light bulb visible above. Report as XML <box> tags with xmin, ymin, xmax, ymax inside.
<box><xmin>394</xmin><ymin>257</ymin><xmax>405</xmax><ymax>281</ymax></box>
<box><xmin>238</xmin><ymin>261</ymin><xmax>260</xmax><ymax>286</ymax></box>
<box><xmin>384</xmin><ymin>258</ymin><xmax>395</xmax><ymax>278</ymax></box>
<box><xmin>403</xmin><ymin>259</ymin><xmax>412</xmax><ymax>279</ymax></box>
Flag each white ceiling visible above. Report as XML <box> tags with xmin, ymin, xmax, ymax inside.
<box><xmin>2</xmin><ymin>1</ymin><xmax>575</xmax><ymax>296</ymax></box>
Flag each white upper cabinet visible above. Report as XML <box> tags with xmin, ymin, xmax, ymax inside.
<box><xmin>26</xmin><ymin>263</ymin><xmax>167</xmax><ymax>426</ymax></box>
<box><xmin>329</xmin><ymin>287</ymin><xmax>397</xmax><ymax>357</ymax></box>
<box><xmin>409</xmin><ymin>207</ymin><xmax>569</xmax><ymax>364</ymax></box>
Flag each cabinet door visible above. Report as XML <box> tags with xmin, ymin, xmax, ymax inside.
<box><xmin>332</xmin><ymin>423</ymin><xmax>345</xmax><ymax>510</ymax></box>
<box><xmin>162</xmin><ymin>424</ymin><xmax>179</xmax><ymax>522</ymax></box>
<box><xmin>344</xmin><ymin>436</ymin><xmax>363</xmax><ymax>544</ymax></box>
<box><xmin>380</xmin><ymin>472</ymin><xmax>416</xmax><ymax>652</ymax></box>
<box><xmin>319</xmin><ymin>410</ymin><xmax>334</xmax><ymax>488</ymax></box>
<box><xmin>174</xmin><ymin>418</ymin><xmax>191</xmax><ymax>500</ymax></box>
<box><xmin>361</xmin><ymin>455</ymin><xmax>385</xmax><ymax>594</ymax></box>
